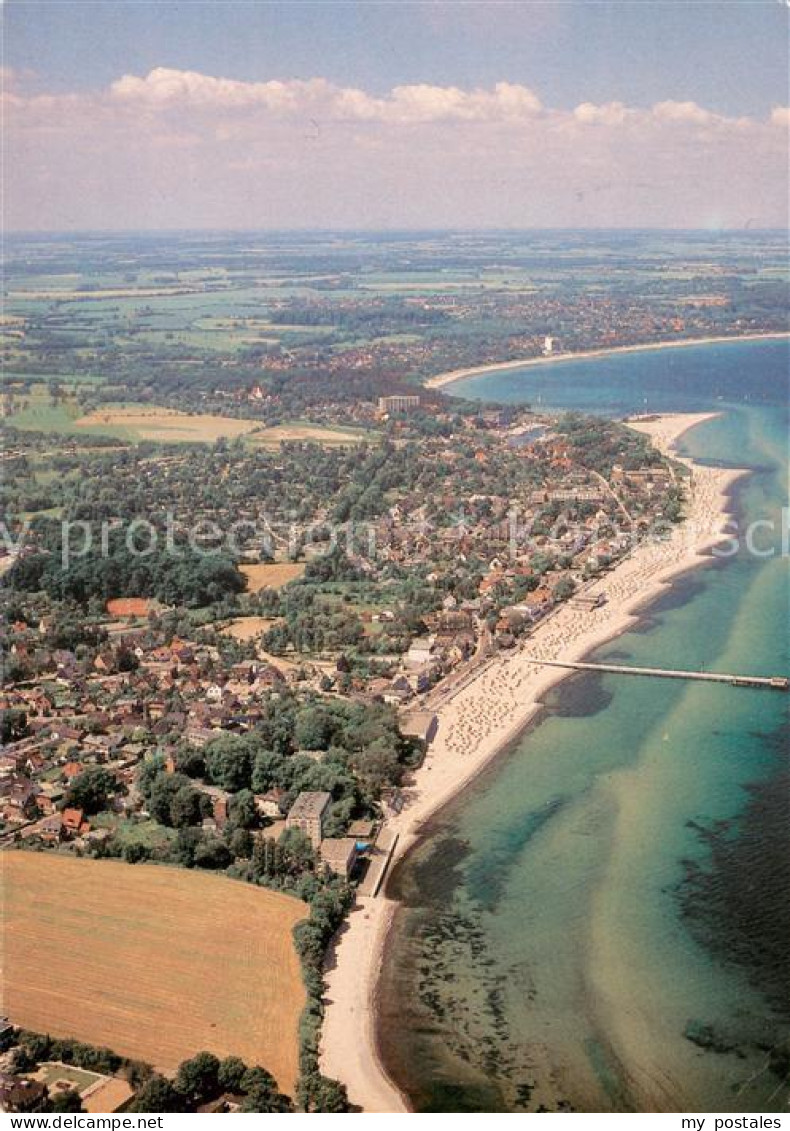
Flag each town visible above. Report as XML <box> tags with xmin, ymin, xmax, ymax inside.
<box><xmin>2</xmin><ymin>228</ymin><xmax>786</xmax><ymax>1114</ymax></box>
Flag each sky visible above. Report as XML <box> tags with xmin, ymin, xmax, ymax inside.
<box><xmin>4</xmin><ymin>0</ymin><xmax>789</xmax><ymax>230</ymax></box>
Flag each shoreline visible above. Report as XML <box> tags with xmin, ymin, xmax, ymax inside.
<box><xmin>319</xmin><ymin>411</ymin><xmax>750</xmax><ymax>1113</ymax></box>
<box><xmin>424</xmin><ymin>331</ymin><xmax>790</xmax><ymax>390</ymax></box>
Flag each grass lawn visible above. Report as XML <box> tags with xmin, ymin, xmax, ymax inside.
<box><xmin>35</xmin><ymin>1063</ymin><xmax>103</xmax><ymax>1092</ymax></box>
<box><xmin>91</xmin><ymin>816</ymin><xmax>175</xmax><ymax>850</ymax></box>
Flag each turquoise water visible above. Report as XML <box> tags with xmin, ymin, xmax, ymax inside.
<box><xmin>379</xmin><ymin>340</ymin><xmax>789</xmax><ymax>1112</ymax></box>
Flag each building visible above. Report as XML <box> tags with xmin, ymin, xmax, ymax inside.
<box><xmin>377</xmin><ymin>394</ymin><xmax>420</xmax><ymax>415</ymax></box>
<box><xmin>406</xmin><ymin>636</ymin><xmax>434</xmax><ymax>665</ymax></box>
<box><xmin>255</xmin><ymin>788</ymin><xmax>286</xmax><ymax>819</ymax></box>
<box><xmin>285</xmin><ymin>790</ymin><xmax>331</xmax><ymax>848</ymax></box>
<box><xmin>0</xmin><ymin>1075</ymin><xmax>48</xmax><ymax>1113</ymax></box>
<box><xmin>319</xmin><ymin>837</ymin><xmax>358</xmax><ymax>878</ymax></box>
<box><xmin>61</xmin><ymin>807</ymin><xmax>89</xmax><ymax>839</ymax></box>
<box><xmin>399</xmin><ymin>710</ymin><xmax>439</xmax><ymax>747</ymax></box>
<box><xmin>542</xmin><ymin>335</ymin><xmax>554</xmax><ymax>355</ymax></box>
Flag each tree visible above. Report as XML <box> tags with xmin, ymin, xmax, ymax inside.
<box><xmin>174</xmin><ymin>1052</ymin><xmax>220</xmax><ymax>1107</ymax></box>
<box><xmin>217</xmin><ymin>1056</ymin><xmax>248</xmax><ymax>1094</ymax></box>
<box><xmin>228</xmin><ymin>789</ymin><xmax>256</xmax><ymax>829</ymax></box>
<box><xmin>49</xmin><ymin>1089</ymin><xmax>84</xmax><ymax>1113</ymax></box>
<box><xmin>552</xmin><ymin>576</ymin><xmax>576</xmax><ymax>601</ymax></box>
<box><xmin>145</xmin><ymin>771</ymin><xmax>202</xmax><ymax>828</ymax></box>
<box><xmin>1</xmin><ymin>708</ymin><xmax>29</xmax><ymax>743</ymax></box>
<box><xmin>294</xmin><ymin>705</ymin><xmax>333</xmax><ymax>751</ymax></box>
<box><xmin>239</xmin><ymin>1066</ymin><xmax>277</xmax><ymax>1095</ymax></box>
<box><xmin>64</xmin><ymin>767</ymin><xmax>122</xmax><ymax>815</ymax></box>
<box><xmin>193</xmin><ymin>838</ymin><xmax>232</xmax><ymax>870</ymax></box>
<box><xmin>129</xmin><ymin>1075</ymin><xmax>185</xmax><ymax>1113</ymax></box>
<box><xmin>123</xmin><ymin>842</ymin><xmax>151</xmax><ymax>865</ymax></box>
<box><xmin>204</xmin><ymin>735</ymin><xmax>254</xmax><ymax>791</ymax></box>
<box><xmin>173</xmin><ymin>827</ymin><xmax>203</xmax><ymax>868</ymax></box>
<box><xmin>169</xmin><ymin>784</ymin><xmax>203</xmax><ymax>829</ymax></box>
<box><xmin>11</xmin><ymin>1047</ymin><xmax>36</xmax><ymax>1074</ymax></box>
<box><xmin>251</xmin><ymin>749</ymin><xmax>287</xmax><ymax>793</ymax></box>
<box><xmin>279</xmin><ymin>827</ymin><xmax>315</xmax><ymax>874</ymax></box>
<box><xmin>175</xmin><ymin>747</ymin><xmax>206</xmax><ymax>778</ymax></box>
<box><xmin>229</xmin><ymin>827</ymin><xmax>254</xmax><ymax>859</ymax></box>
<box><xmin>310</xmin><ymin>1075</ymin><xmax>350</xmax><ymax>1113</ymax></box>
<box><xmin>240</xmin><ymin>1087</ymin><xmax>293</xmax><ymax>1112</ymax></box>
<box><xmin>116</xmin><ymin>645</ymin><xmax>139</xmax><ymax>673</ymax></box>
<box><xmin>350</xmin><ymin>737</ymin><xmax>400</xmax><ymax>799</ymax></box>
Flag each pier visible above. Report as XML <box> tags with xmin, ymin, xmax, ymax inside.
<box><xmin>523</xmin><ymin>658</ymin><xmax>789</xmax><ymax>691</ymax></box>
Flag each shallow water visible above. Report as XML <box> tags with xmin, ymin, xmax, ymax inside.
<box><xmin>378</xmin><ymin>340</ymin><xmax>790</xmax><ymax>1112</ymax></box>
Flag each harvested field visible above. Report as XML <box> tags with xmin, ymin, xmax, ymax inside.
<box><xmin>248</xmin><ymin>423</ymin><xmax>370</xmax><ymax>448</ymax></box>
<box><xmin>74</xmin><ymin>407</ymin><xmax>368</xmax><ymax>448</ymax></box>
<box><xmin>8</xmin><ymin>286</ymin><xmax>207</xmax><ymax>301</ymax></box>
<box><xmin>240</xmin><ymin>562</ymin><xmax>305</xmax><ymax>592</ymax></box>
<box><xmin>221</xmin><ymin>616</ymin><xmax>276</xmax><ymax>641</ymax></box>
<box><xmin>75</xmin><ymin>407</ymin><xmax>261</xmax><ymax>444</ymax></box>
<box><xmin>2</xmin><ymin>853</ymin><xmax>308</xmax><ymax>1094</ymax></box>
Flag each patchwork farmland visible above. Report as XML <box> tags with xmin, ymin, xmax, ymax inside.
<box><xmin>2</xmin><ymin>853</ymin><xmax>308</xmax><ymax>1094</ymax></box>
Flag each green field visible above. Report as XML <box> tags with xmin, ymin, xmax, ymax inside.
<box><xmin>91</xmin><ymin>816</ymin><xmax>176</xmax><ymax>850</ymax></box>
<box><xmin>2</xmin><ymin>385</ymin><xmax>135</xmax><ymax>438</ymax></box>
<box><xmin>35</xmin><ymin>1063</ymin><xmax>104</xmax><ymax>1092</ymax></box>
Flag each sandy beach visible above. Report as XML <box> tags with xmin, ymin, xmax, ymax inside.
<box><xmin>319</xmin><ymin>412</ymin><xmax>749</xmax><ymax>1112</ymax></box>
<box><xmin>424</xmin><ymin>332</ymin><xmax>790</xmax><ymax>390</ymax></box>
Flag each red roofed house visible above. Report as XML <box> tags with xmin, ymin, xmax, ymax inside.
<box><xmin>61</xmin><ymin>807</ymin><xmax>90</xmax><ymax>839</ymax></box>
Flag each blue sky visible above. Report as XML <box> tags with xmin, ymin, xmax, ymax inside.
<box><xmin>7</xmin><ymin>0</ymin><xmax>787</xmax><ymax>115</ymax></box>
<box><xmin>4</xmin><ymin>1</ymin><xmax>788</xmax><ymax>229</ymax></box>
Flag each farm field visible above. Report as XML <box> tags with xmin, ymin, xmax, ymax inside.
<box><xmin>2</xmin><ymin>384</ymin><xmax>88</xmax><ymax>434</ymax></box>
<box><xmin>75</xmin><ymin>406</ymin><xmax>263</xmax><ymax>443</ymax></box>
<box><xmin>4</xmin><ymin>386</ymin><xmax>371</xmax><ymax>447</ymax></box>
<box><xmin>247</xmin><ymin>421</ymin><xmax>373</xmax><ymax>449</ymax></box>
<box><xmin>221</xmin><ymin>616</ymin><xmax>277</xmax><ymax>640</ymax></box>
<box><xmin>70</xmin><ymin>407</ymin><xmax>370</xmax><ymax>447</ymax></box>
<box><xmin>2</xmin><ymin>853</ymin><xmax>308</xmax><ymax>1094</ymax></box>
<box><xmin>239</xmin><ymin>562</ymin><xmax>305</xmax><ymax>591</ymax></box>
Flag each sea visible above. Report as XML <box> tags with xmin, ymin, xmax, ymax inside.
<box><xmin>378</xmin><ymin>338</ymin><xmax>790</xmax><ymax>1113</ymax></box>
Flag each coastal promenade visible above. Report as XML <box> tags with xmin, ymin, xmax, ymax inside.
<box><xmin>320</xmin><ymin>411</ymin><xmax>750</xmax><ymax>1112</ymax></box>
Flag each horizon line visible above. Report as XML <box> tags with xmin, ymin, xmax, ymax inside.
<box><xmin>6</xmin><ymin>225</ymin><xmax>789</xmax><ymax>238</ymax></box>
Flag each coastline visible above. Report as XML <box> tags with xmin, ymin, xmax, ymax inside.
<box><xmin>423</xmin><ymin>331</ymin><xmax>790</xmax><ymax>390</ymax></box>
<box><xmin>319</xmin><ymin>411</ymin><xmax>749</xmax><ymax>1113</ymax></box>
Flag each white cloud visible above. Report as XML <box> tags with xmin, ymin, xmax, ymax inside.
<box><xmin>652</xmin><ymin>99</ymin><xmax>715</xmax><ymax>125</ymax></box>
<box><xmin>4</xmin><ymin>70</ymin><xmax>788</xmax><ymax>229</ymax></box>
<box><xmin>108</xmin><ymin>68</ymin><xmax>543</xmax><ymax>124</ymax></box>
<box><xmin>111</xmin><ymin>68</ymin><xmax>334</xmax><ymax>112</ymax></box>
<box><xmin>573</xmin><ymin>101</ymin><xmax>629</xmax><ymax>126</ymax></box>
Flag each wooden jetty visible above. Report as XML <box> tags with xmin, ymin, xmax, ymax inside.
<box><xmin>523</xmin><ymin>658</ymin><xmax>789</xmax><ymax>691</ymax></box>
